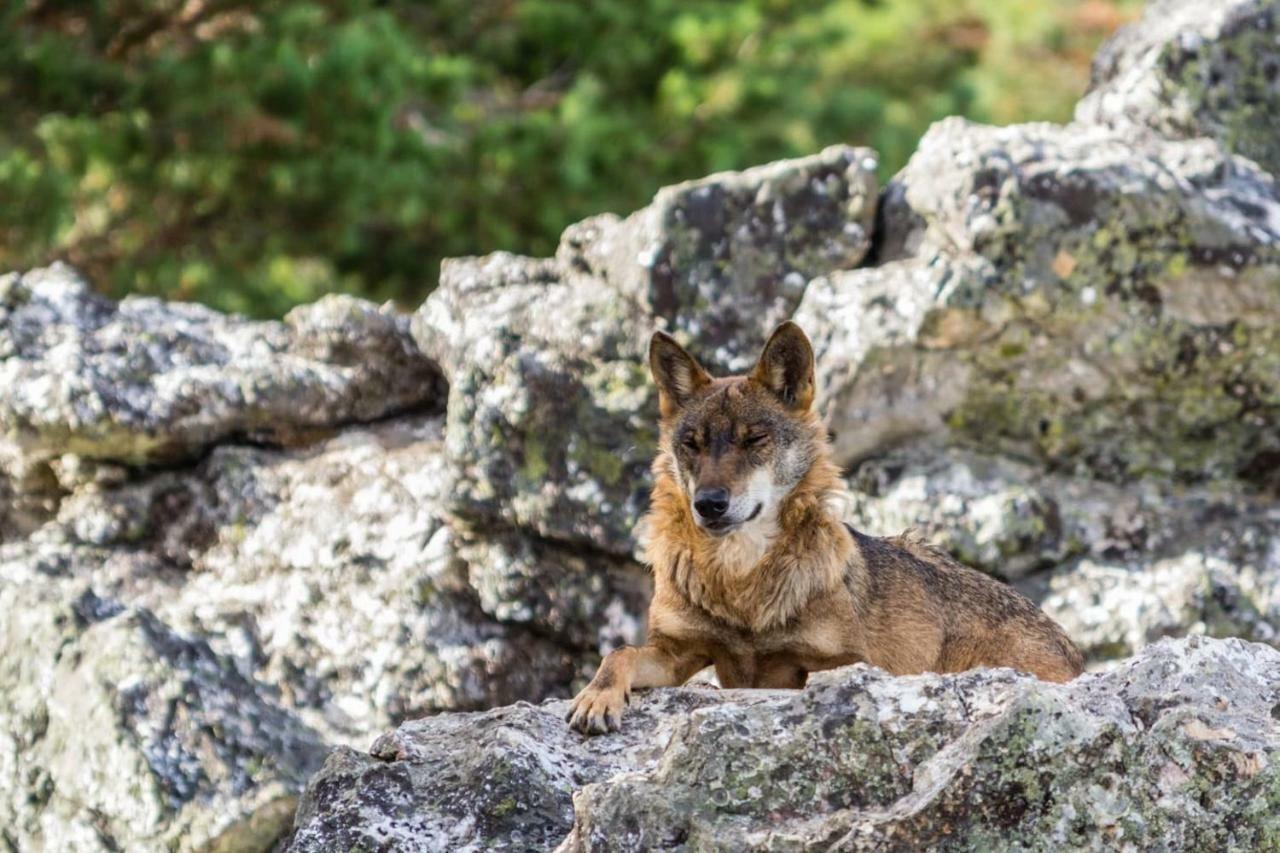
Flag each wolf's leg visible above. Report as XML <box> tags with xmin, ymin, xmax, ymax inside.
<box><xmin>567</xmin><ymin>643</ymin><xmax>706</xmax><ymax>734</ymax></box>
<box><xmin>755</xmin><ymin>656</ymin><xmax>808</xmax><ymax>689</ymax></box>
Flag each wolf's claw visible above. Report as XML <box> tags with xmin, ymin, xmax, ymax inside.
<box><xmin>567</xmin><ymin>683</ymin><xmax>627</xmax><ymax>735</ymax></box>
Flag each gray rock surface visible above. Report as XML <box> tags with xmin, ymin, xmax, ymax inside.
<box><xmin>558</xmin><ymin>144</ymin><xmax>879</xmax><ymax>374</ymax></box>
<box><xmin>0</xmin><ymin>409</ymin><xmax>599</xmax><ymax>850</ymax></box>
<box><xmin>1077</xmin><ymin>0</ymin><xmax>1280</xmax><ymax>175</ymax></box>
<box><xmin>0</xmin><ymin>561</ymin><xmax>327</xmax><ymax>852</ymax></box>
<box><xmin>287</xmin><ymin>637</ymin><xmax>1280</xmax><ymax>852</ymax></box>
<box><xmin>845</xmin><ymin>446</ymin><xmax>1271</xmax><ymax>578</ymax></box>
<box><xmin>415</xmin><ymin>251</ymin><xmax>656</xmax><ymax>554</ymax></box>
<box><xmin>0</xmin><ymin>263</ymin><xmax>445</xmax><ymax>535</ymax></box>
<box><xmin>33</xmin><ymin>415</ymin><xmax>589</xmax><ymax>742</ymax></box>
<box><xmin>796</xmin><ymin>121</ymin><xmax>1280</xmax><ymax>485</ymax></box>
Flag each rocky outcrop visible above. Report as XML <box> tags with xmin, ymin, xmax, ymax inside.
<box><xmin>2</xmin><ymin>0</ymin><xmax>1280</xmax><ymax>848</ymax></box>
<box><xmin>287</xmin><ymin>637</ymin><xmax>1280</xmax><ymax>851</ymax></box>
<box><xmin>38</xmin><ymin>415</ymin><xmax>583</xmax><ymax>740</ymax></box>
<box><xmin>0</xmin><ymin>565</ymin><xmax>327</xmax><ymax>851</ymax></box>
<box><xmin>1076</xmin><ymin>0</ymin><xmax>1280</xmax><ymax>174</ymax></box>
<box><xmin>0</xmin><ymin>272</ymin><xmax>563</xmax><ymax>850</ymax></box>
<box><xmin>0</xmin><ymin>264</ymin><xmax>444</xmax><ymax>466</ymax></box>
<box><xmin>796</xmin><ymin>123</ymin><xmax>1280</xmax><ymax>484</ymax></box>
<box><xmin>0</xmin><ymin>264</ymin><xmax>445</xmax><ymax>536</ymax></box>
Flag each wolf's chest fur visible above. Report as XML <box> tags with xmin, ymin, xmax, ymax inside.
<box><xmin>646</xmin><ymin>471</ymin><xmax>862</xmax><ymax>689</ymax></box>
<box><xmin>650</xmin><ymin>540</ymin><xmax>863</xmax><ymax>688</ymax></box>
<box><xmin>709</xmin><ymin>511</ymin><xmax>779</xmax><ymax>573</ymax></box>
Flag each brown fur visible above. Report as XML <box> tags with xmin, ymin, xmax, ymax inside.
<box><xmin>567</xmin><ymin>323</ymin><xmax>1084</xmax><ymax>734</ymax></box>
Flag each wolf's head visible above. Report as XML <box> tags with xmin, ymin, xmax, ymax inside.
<box><xmin>649</xmin><ymin>322</ymin><xmax>829</xmax><ymax>538</ymax></box>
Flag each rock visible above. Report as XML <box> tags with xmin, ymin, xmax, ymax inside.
<box><xmin>0</xmin><ymin>263</ymin><xmax>444</xmax><ymax>493</ymax></box>
<box><xmin>559</xmin><ymin>144</ymin><xmax>880</xmax><ymax>373</ymax></box>
<box><xmin>35</xmin><ymin>415</ymin><xmax>584</xmax><ymax>742</ymax></box>
<box><xmin>797</xmin><ymin>258</ymin><xmax>974</xmax><ymax>465</ymax></box>
<box><xmin>415</xmin><ymin>252</ymin><xmax>657</xmax><ymax>554</ymax></box>
<box><xmin>455</xmin><ymin>526</ymin><xmax>651</xmax><ymax>653</ymax></box>
<box><xmin>1076</xmin><ymin>0</ymin><xmax>1280</xmax><ymax>175</ymax></box>
<box><xmin>414</xmin><ymin>146</ymin><xmax>878</xmax><ymax>556</ymax></box>
<box><xmin>844</xmin><ymin>445</ymin><xmax>1276</xmax><ymax>579</ymax></box>
<box><xmin>1039</xmin><ymin>519</ymin><xmax>1280</xmax><ymax>659</ymax></box>
<box><xmin>0</xmin><ymin>562</ymin><xmax>327</xmax><ymax>852</ymax></box>
<box><xmin>286</xmin><ymin>637</ymin><xmax>1280</xmax><ymax>851</ymax></box>
<box><xmin>797</xmin><ymin>121</ymin><xmax>1280</xmax><ymax>485</ymax></box>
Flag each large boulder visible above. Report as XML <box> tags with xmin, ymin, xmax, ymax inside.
<box><xmin>844</xmin><ymin>446</ymin><xmax>1272</xmax><ymax>578</ymax></box>
<box><xmin>414</xmin><ymin>252</ymin><xmax>656</xmax><ymax>554</ymax></box>
<box><xmin>287</xmin><ymin>637</ymin><xmax>1280</xmax><ymax>851</ymax></box>
<box><xmin>0</xmin><ymin>263</ymin><xmax>445</xmax><ymax>536</ymax></box>
<box><xmin>0</xmin><ymin>563</ymin><xmax>327</xmax><ymax>852</ymax></box>
<box><xmin>414</xmin><ymin>146</ymin><xmax>879</xmax><ymax>556</ymax></box>
<box><xmin>797</xmin><ymin>121</ymin><xmax>1280</xmax><ymax>487</ymax></box>
<box><xmin>0</xmin><ymin>409</ymin><xmax>603</xmax><ymax>849</ymax></box>
<box><xmin>558</xmin><ymin>144</ymin><xmax>880</xmax><ymax>374</ymax></box>
<box><xmin>1038</xmin><ymin>520</ymin><xmax>1280</xmax><ymax>660</ymax></box>
<box><xmin>1076</xmin><ymin>0</ymin><xmax>1280</xmax><ymax>175</ymax></box>
<box><xmin>33</xmin><ymin>415</ymin><xmax>587</xmax><ymax>742</ymax></box>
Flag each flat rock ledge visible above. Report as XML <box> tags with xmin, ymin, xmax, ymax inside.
<box><xmin>287</xmin><ymin>636</ymin><xmax>1280</xmax><ymax>851</ymax></box>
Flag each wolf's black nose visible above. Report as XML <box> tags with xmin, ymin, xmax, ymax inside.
<box><xmin>693</xmin><ymin>487</ymin><xmax>730</xmax><ymax>519</ymax></box>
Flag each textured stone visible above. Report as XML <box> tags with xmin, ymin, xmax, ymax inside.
<box><xmin>1077</xmin><ymin>0</ymin><xmax>1280</xmax><ymax>175</ymax></box>
<box><xmin>559</xmin><ymin>144</ymin><xmax>879</xmax><ymax>373</ymax></box>
<box><xmin>416</xmin><ymin>252</ymin><xmax>656</xmax><ymax>554</ymax></box>
<box><xmin>37</xmin><ymin>415</ymin><xmax>584</xmax><ymax>742</ymax></box>
<box><xmin>1040</xmin><ymin>535</ymin><xmax>1280</xmax><ymax>661</ymax></box>
<box><xmin>454</xmin><ymin>526</ymin><xmax>651</xmax><ymax>653</ymax></box>
<box><xmin>798</xmin><ymin>121</ymin><xmax>1280</xmax><ymax>486</ymax></box>
<box><xmin>844</xmin><ymin>446</ymin><xmax>1275</xmax><ymax>578</ymax></box>
<box><xmin>0</xmin><ymin>262</ymin><xmax>444</xmax><ymax>475</ymax></box>
<box><xmin>0</xmin><ymin>561</ymin><xmax>326</xmax><ymax>852</ymax></box>
<box><xmin>286</xmin><ymin>637</ymin><xmax>1280</xmax><ymax>852</ymax></box>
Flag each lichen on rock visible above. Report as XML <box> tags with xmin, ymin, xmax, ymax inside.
<box><xmin>798</xmin><ymin>122</ymin><xmax>1280</xmax><ymax>486</ymax></box>
<box><xmin>286</xmin><ymin>638</ymin><xmax>1280</xmax><ymax>852</ymax></box>
<box><xmin>0</xmin><ymin>560</ymin><xmax>327</xmax><ymax>852</ymax></box>
<box><xmin>1077</xmin><ymin>0</ymin><xmax>1280</xmax><ymax>175</ymax></box>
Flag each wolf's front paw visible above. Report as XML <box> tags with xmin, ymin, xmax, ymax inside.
<box><xmin>566</xmin><ymin>683</ymin><xmax>630</xmax><ymax>735</ymax></box>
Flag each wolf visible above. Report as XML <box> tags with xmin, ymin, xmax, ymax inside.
<box><xmin>567</xmin><ymin>321</ymin><xmax>1084</xmax><ymax>734</ymax></box>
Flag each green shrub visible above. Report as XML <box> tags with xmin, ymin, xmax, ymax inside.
<box><xmin>0</xmin><ymin>0</ymin><xmax>1136</xmax><ymax>316</ymax></box>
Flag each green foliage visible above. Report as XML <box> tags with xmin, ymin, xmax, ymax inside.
<box><xmin>0</xmin><ymin>0</ymin><xmax>1135</xmax><ymax>316</ymax></box>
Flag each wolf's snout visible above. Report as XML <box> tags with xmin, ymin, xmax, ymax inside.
<box><xmin>693</xmin><ymin>487</ymin><xmax>730</xmax><ymax>520</ymax></box>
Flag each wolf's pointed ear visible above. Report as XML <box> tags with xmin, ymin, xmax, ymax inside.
<box><xmin>649</xmin><ymin>331</ymin><xmax>711</xmax><ymax>417</ymax></box>
<box><xmin>750</xmin><ymin>321</ymin><xmax>815</xmax><ymax>410</ymax></box>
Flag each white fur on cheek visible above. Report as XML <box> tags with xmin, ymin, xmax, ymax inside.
<box><xmin>715</xmin><ymin>468</ymin><xmax>780</xmax><ymax>571</ymax></box>
<box><xmin>716</xmin><ymin>513</ymin><xmax>778</xmax><ymax>572</ymax></box>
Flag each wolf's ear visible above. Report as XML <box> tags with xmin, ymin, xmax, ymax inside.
<box><xmin>750</xmin><ymin>321</ymin><xmax>815</xmax><ymax>410</ymax></box>
<box><xmin>649</xmin><ymin>331</ymin><xmax>711</xmax><ymax>417</ymax></box>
